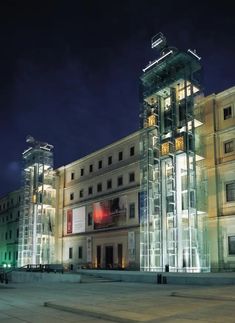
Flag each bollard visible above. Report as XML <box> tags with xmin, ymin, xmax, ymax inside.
<box><xmin>157</xmin><ymin>274</ymin><xmax>162</xmax><ymax>284</ymax></box>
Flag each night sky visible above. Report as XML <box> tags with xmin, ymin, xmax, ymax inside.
<box><xmin>0</xmin><ymin>0</ymin><xmax>234</xmax><ymax>196</ymax></box>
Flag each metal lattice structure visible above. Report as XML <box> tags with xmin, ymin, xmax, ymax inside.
<box><xmin>140</xmin><ymin>33</ymin><xmax>210</xmax><ymax>272</ymax></box>
<box><xmin>18</xmin><ymin>136</ymin><xmax>55</xmax><ymax>267</ymax></box>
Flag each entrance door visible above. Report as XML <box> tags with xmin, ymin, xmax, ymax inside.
<box><xmin>118</xmin><ymin>244</ymin><xmax>123</xmax><ymax>268</ymax></box>
<box><xmin>97</xmin><ymin>246</ymin><xmax>101</xmax><ymax>268</ymax></box>
<box><xmin>105</xmin><ymin>246</ymin><xmax>113</xmax><ymax>269</ymax></box>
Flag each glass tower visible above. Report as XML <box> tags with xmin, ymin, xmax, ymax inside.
<box><xmin>18</xmin><ymin>136</ymin><xmax>55</xmax><ymax>267</ymax></box>
<box><xmin>140</xmin><ymin>33</ymin><xmax>209</xmax><ymax>272</ymax></box>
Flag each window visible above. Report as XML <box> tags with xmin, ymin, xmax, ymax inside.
<box><xmin>117</xmin><ymin>176</ymin><xmax>123</xmax><ymax>186</ymax></box>
<box><xmin>17</xmin><ymin>229</ymin><xmax>19</xmax><ymax>238</ymax></box>
<box><xmin>80</xmin><ymin>168</ymin><xmax>84</xmax><ymax>176</ymax></box>
<box><xmin>226</xmin><ymin>182</ymin><xmax>235</xmax><ymax>202</ymax></box>
<box><xmin>9</xmin><ymin>251</ymin><xmax>11</xmax><ymax>260</ymax></box>
<box><xmin>89</xmin><ymin>164</ymin><xmax>93</xmax><ymax>173</ymax></box>
<box><xmin>129</xmin><ymin>172</ymin><xmax>135</xmax><ymax>183</ymax></box>
<box><xmin>70</xmin><ymin>193</ymin><xmax>74</xmax><ymax>201</ymax></box>
<box><xmin>71</xmin><ymin>172</ymin><xmax>75</xmax><ymax>180</ymax></box>
<box><xmin>5</xmin><ymin>232</ymin><xmax>8</xmax><ymax>240</ymax></box>
<box><xmin>97</xmin><ymin>183</ymin><xmax>102</xmax><ymax>192</ymax></box>
<box><xmin>224</xmin><ymin>140</ymin><xmax>234</xmax><ymax>154</ymax></box>
<box><xmin>98</xmin><ymin>160</ymin><xmax>102</xmax><ymax>169</ymax></box>
<box><xmin>69</xmin><ymin>247</ymin><xmax>73</xmax><ymax>259</ymax></box>
<box><xmin>107</xmin><ymin>179</ymin><xmax>112</xmax><ymax>189</ymax></box>
<box><xmin>88</xmin><ymin>212</ymin><xmax>93</xmax><ymax>226</ymax></box>
<box><xmin>118</xmin><ymin>151</ymin><xmax>123</xmax><ymax>161</ymax></box>
<box><xmin>79</xmin><ymin>190</ymin><xmax>84</xmax><ymax>198</ymax></box>
<box><xmin>224</xmin><ymin>106</ymin><xmax>232</xmax><ymax>120</ymax></box>
<box><xmin>78</xmin><ymin>246</ymin><xmax>83</xmax><ymax>259</ymax></box>
<box><xmin>9</xmin><ymin>230</ymin><xmax>12</xmax><ymax>239</ymax></box>
<box><xmin>88</xmin><ymin>186</ymin><xmax>93</xmax><ymax>195</ymax></box>
<box><xmin>228</xmin><ymin>236</ymin><xmax>235</xmax><ymax>255</ymax></box>
<box><xmin>18</xmin><ymin>211</ymin><xmax>20</xmax><ymax>218</ymax></box>
<box><xmin>108</xmin><ymin>156</ymin><xmax>112</xmax><ymax>165</ymax></box>
<box><xmin>129</xmin><ymin>203</ymin><xmax>135</xmax><ymax>218</ymax></box>
<box><xmin>130</xmin><ymin>146</ymin><xmax>135</xmax><ymax>156</ymax></box>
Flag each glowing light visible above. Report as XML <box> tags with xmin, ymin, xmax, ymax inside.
<box><xmin>143</xmin><ymin>50</ymin><xmax>173</xmax><ymax>72</ymax></box>
<box><xmin>148</xmin><ymin>115</ymin><xmax>156</xmax><ymax>127</ymax></box>
<box><xmin>161</xmin><ymin>142</ymin><xmax>170</xmax><ymax>155</ymax></box>
<box><xmin>175</xmin><ymin>137</ymin><xmax>184</xmax><ymax>151</ymax></box>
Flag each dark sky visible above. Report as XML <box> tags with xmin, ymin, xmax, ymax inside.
<box><xmin>0</xmin><ymin>0</ymin><xmax>234</xmax><ymax>196</ymax></box>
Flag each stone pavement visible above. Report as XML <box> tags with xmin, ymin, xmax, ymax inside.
<box><xmin>1</xmin><ymin>276</ymin><xmax>235</xmax><ymax>322</ymax></box>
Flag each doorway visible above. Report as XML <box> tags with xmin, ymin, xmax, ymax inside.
<box><xmin>97</xmin><ymin>245</ymin><xmax>101</xmax><ymax>268</ymax></box>
<box><xmin>118</xmin><ymin>244</ymin><xmax>123</xmax><ymax>268</ymax></box>
<box><xmin>105</xmin><ymin>246</ymin><xmax>113</xmax><ymax>269</ymax></box>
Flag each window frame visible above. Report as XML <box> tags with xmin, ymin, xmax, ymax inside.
<box><xmin>228</xmin><ymin>236</ymin><xmax>235</xmax><ymax>255</ymax></box>
<box><xmin>223</xmin><ymin>106</ymin><xmax>232</xmax><ymax>120</ymax></box>
<box><xmin>130</xmin><ymin>146</ymin><xmax>135</xmax><ymax>156</ymax></box>
<box><xmin>117</xmin><ymin>176</ymin><xmax>123</xmax><ymax>187</ymax></box>
<box><xmin>224</xmin><ymin>140</ymin><xmax>234</xmax><ymax>154</ymax></box>
<box><xmin>225</xmin><ymin>181</ymin><xmax>235</xmax><ymax>202</ymax></box>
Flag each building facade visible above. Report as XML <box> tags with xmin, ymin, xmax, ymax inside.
<box><xmin>54</xmin><ymin>131</ymin><xmax>140</xmax><ymax>270</ymax></box>
<box><xmin>197</xmin><ymin>87</ymin><xmax>235</xmax><ymax>271</ymax></box>
<box><xmin>0</xmin><ymin>190</ymin><xmax>21</xmax><ymax>267</ymax></box>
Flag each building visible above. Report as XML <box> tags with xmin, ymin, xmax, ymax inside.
<box><xmin>139</xmin><ymin>33</ymin><xmax>209</xmax><ymax>272</ymax></box>
<box><xmin>0</xmin><ymin>34</ymin><xmax>234</xmax><ymax>272</ymax></box>
<box><xmin>0</xmin><ymin>190</ymin><xmax>21</xmax><ymax>267</ymax></box>
<box><xmin>54</xmin><ymin>131</ymin><xmax>140</xmax><ymax>270</ymax></box>
<box><xmin>197</xmin><ymin>87</ymin><xmax>235</xmax><ymax>271</ymax></box>
<box><xmin>18</xmin><ymin>136</ymin><xmax>55</xmax><ymax>267</ymax></box>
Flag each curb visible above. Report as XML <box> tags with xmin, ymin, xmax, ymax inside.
<box><xmin>170</xmin><ymin>292</ymin><xmax>235</xmax><ymax>302</ymax></box>
<box><xmin>44</xmin><ymin>301</ymin><xmax>148</xmax><ymax>323</ymax></box>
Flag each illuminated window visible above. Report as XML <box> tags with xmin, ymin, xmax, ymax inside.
<box><xmin>228</xmin><ymin>236</ymin><xmax>235</xmax><ymax>255</ymax></box>
<box><xmin>224</xmin><ymin>140</ymin><xmax>234</xmax><ymax>154</ymax></box>
<box><xmin>161</xmin><ymin>142</ymin><xmax>169</xmax><ymax>155</ymax></box>
<box><xmin>118</xmin><ymin>151</ymin><xmax>123</xmax><ymax>161</ymax></box>
<box><xmin>175</xmin><ymin>136</ymin><xmax>184</xmax><ymax>151</ymax></box>
<box><xmin>148</xmin><ymin>115</ymin><xmax>156</xmax><ymax>127</ymax></box>
<box><xmin>224</xmin><ymin>106</ymin><xmax>232</xmax><ymax>120</ymax></box>
<box><xmin>226</xmin><ymin>182</ymin><xmax>235</xmax><ymax>202</ymax></box>
<box><xmin>165</xmin><ymin>97</ymin><xmax>171</xmax><ymax>109</ymax></box>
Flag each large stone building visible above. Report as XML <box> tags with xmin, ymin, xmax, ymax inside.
<box><xmin>197</xmin><ymin>87</ymin><xmax>235</xmax><ymax>271</ymax></box>
<box><xmin>0</xmin><ymin>35</ymin><xmax>234</xmax><ymax>272</ymax></box>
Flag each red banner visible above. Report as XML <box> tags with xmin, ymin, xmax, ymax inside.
<box><xmin>67</xmin><ymin>209</ymin><xmax>73</xmax><ymax>234</ymax></box>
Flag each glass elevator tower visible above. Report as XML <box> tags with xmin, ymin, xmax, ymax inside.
<box><xmin>140</xmin><ymin>33</ymin><xmax>209</xmax><ymax>272</ymax></box>
<box><xmin>18</xmin><ymin>136</ymin><xmax>55</xmax><ymax>267</ymax></box>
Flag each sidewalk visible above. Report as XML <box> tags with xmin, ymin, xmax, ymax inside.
<box><xmin>1</xmin><ymin>276</ymin><xmax>235</xmax><ymax>322</ymax></box>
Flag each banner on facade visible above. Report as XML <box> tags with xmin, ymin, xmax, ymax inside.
<box><xmin>93</xmin><ymin>196</ymin><xmax>127</xmax><ymax>229</ymax></box>
<box><xmin>67</xmin><ymin>209</ymin><xmax>73</xmax><ymax>234</ymax></box>
<box><xmin>66</xmin><ymin>207</ymin><xmax>85</xmax><ymax>234</ymax></box>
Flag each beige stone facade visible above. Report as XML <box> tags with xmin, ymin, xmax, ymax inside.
<box><xmin>197</xmin><ymin>86</ymin><xmax>235</xmax><ymax>271</ymax></box>
<box><xmin>54</xmin><ymin>131</ymin><xmax>140</xmax><ymax>270</ymax></box>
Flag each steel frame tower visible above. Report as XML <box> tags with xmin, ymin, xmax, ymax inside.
<box><xmin>140</xmin><ymin>33</ymin><xmax>209</xmax><ymax>272</ymax></box>
<box><xmin>18</xmin><ymin>136</ymin><xmax>55</xmax><ymax>267</ymax></box>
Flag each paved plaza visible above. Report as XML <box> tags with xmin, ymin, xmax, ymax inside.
<box><xmin>0</xmin><ymin>275</ymin><xmax>235</xmax><ymax>322</ymax></box>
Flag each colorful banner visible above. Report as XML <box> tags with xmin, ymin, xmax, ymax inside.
<box><xmin>67</xmin><ymin>209</ymin><xmax>73</xmax><ymax>234</ymax></box>
<box><xmin>93</xmin><ymin>196</ymin><xmax>126</xmax><ymax>229</ymax></box>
